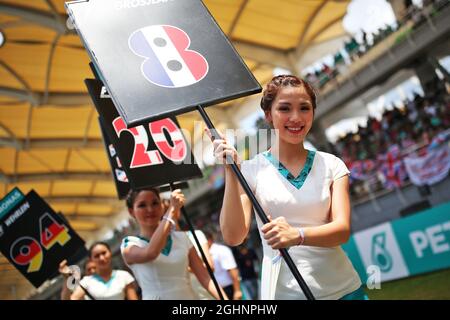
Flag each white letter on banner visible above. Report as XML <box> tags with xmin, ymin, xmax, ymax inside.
<box><xmin>443</xmin><ymin>222</ymin><xmax>450</xmax><ymax>232</ymax></box>
<box><xmin>366</xmin><ymin>265</ymin><xmax>381</xmax><ymax>289</ymax></box>
<box><xmin>409</xmin><ymin>231</ymin><xmax>428</xmax><ymax>258</ymax></box>
<box><xmin>426</xmin><ymin>225</ymin><xmax>450</xmax><ymax>255</ymax></box>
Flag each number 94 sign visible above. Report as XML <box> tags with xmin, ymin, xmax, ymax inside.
<box><xmin>10</xmin><ymin>213</ymin><xmax>70</xmax><ymax>273</ymax></box>
<box><xmin>0</xmin><ymin>189</ymin><xmax>86</xmax><ymax>288</ymax></box>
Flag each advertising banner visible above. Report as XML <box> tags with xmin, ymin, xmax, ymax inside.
<box><xmin>343</xmin><ymin>201</ymin><xmax>450</xmax><ymax>284</ymax></box>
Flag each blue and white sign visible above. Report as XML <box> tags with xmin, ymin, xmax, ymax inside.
<box><xmin>129</xmin><ymin>25</ymin><xmax>209</xmax><ymax>88</ymax></box>
<box><xmin>343</xmin><ymin>201</ymin><xmax>450</xmax><ymax>283</ymax></box>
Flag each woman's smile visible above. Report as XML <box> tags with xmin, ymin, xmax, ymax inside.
<box><xmin>144</xmin><ymin>213</ymin><xmax>159</xmax><ymax>220</ymax></box>
<box><xmin>285</xmin><ymin>124</ymin><xmax>306</xmax><ymax>135</ymax></box>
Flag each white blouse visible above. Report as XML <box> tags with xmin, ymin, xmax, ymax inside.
<box><xmin>79</xmin><ymin>270</ymin><xmax>135</xmax><ymax>300</ymax></box>
<box><xmin>241</xmin><ymin>150</ymin><xmax>361</xmax><ymax>300</ymax></box>
<box><xmin>121</xmin><ymin>231</ymin><xmax>199</xmax><ymax>300</ymax></box>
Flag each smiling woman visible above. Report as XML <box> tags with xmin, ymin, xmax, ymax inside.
<box><xmin>120</xmin><ymin>188</ymin><xmax>227</xmax><ymax>300</ymax></box>
<box><xmin>208</xmin><ymin>75</ymin><xmax>367</xmax><ymax>300</ymax></box>
<box><xmin>260</xmin><ymin>76</ymin><xmax>316</xmax><ymax>150</ymax></box>
<box><xmin>0</xmin><ymin>0</ymin><xmax>356</xmax><ymax>300</ymax></box>
<box><xmin>59</xmin><ymin>242</ymin><xmax>138</xmax><ymax>300</ymax></box>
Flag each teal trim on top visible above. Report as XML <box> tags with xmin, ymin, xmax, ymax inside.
<box><xmin>92</xmin><ymin>271</ymin><xmax>116</xmax><ymax>288</ymax></box>
<box><xmin>137</xmin><ymin>234</ymin><xmax>173</xmax><ymax>256</ymax></box>
<box><xmin>137</xmin><ymin>235</ymin><xmax>150</xmax><ymax>243</ymax></box>
<box><xmin>263</xmin><ymin>150</ymin><xmax>316</xmax><ymax>190</ymax></box>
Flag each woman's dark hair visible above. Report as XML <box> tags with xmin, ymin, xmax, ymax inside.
<box><xmin>88</xmin><ymin>241</ymin><xmax>111</xmax><ymax>258</ymax></box>
<box><xmin>203</xmin><ymin>230</ymin><xmax>214</xmax><ymax>242</ymax></box>
<box><xmin>260</xmin><ymin>75</ymin><xmax>317</xmax><ymax>112</ymax></box>
<box><xmin>125</xmin><ymin>187</ymin><xmax>160</xmax><ymax>209</ymax></box>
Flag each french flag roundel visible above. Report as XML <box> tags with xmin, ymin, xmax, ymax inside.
<box><xmin>129</xmin><ymin>25</ymin><xmax>209</xmax><ymax>88</ymax></box>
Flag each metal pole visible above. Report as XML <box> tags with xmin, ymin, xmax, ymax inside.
<box><xmin>80</xmin><ymin>283</ymin><xmax>96</xmax><ymax>300</ymax></box>
<box><xmin>169</xmin><ymin>183</ymin><xmax>225</xmax><ymax>300</ymax></box>
<box><xmin>196</xmin><ymin>105</ymin><xmax>315</xmax><ymax>300</ymax></box>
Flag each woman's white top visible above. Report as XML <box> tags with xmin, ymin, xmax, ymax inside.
<box><xmin>79</xmin><ymin>270</ymin><xmax>135</xmax><ymax>300</ymax></box>
<box><xmin>209</xmin><ymin>243</ymin><xmax>238</xmax><ymax>288</ymax></box>
<box><xmin>120</xmin><ymin>231</ymin><xmax>199</xmax><ymax>300</ymax></box>
<box><xmin>241</xmin><ymin>150</ymin><xmax>361</xmax><ymax>300</ymax></box>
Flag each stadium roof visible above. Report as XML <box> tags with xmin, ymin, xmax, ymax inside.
<box><xmin>0</xmin><ymin>0</ymin><xmax>351</xmax><ymax>299</ymax></box>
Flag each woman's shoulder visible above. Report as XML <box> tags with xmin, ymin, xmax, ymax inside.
<box><xmin>113</xmin><ymin>270</ymin><xmax>135</xmax><ymax>282</ymax></box>
<box><xmin>313</xmin><ymin>150</ymin><xmax>349</xmax><ymax>178</ymax></box>
<box><xmin>79</xmin><ymin>274</ymin><xmax>98</xmax><ymax>287</ymax></box>
<box><xmin>172</xmin><ymin>231</ymin><xmax>195</xmax><ymax>251</ymax></box>
<box><xmin>186</xmin><ymin>229</ymin><xmax>207</xmax><ymax>241</ymax></box>
<box><xmin>242</xmin><ymin>152</ymin><xmax>270</xmax><ymax>168</ymax></box>
<box><xmin>243</xmin><ymin>152</ymin><xmax>266</xmax><ymax>162</ymax></box>
<box><xmin>173</xmin><ymin>230</ymin><xmax>193</xmax><ymax>242</ymax></box>
<box><xmin>121</xmin><ymin>235</ymin><xmax>147</xmax><ymax>249</ymax></box>
<box><xmin>80</xmin><ymin>274</ymin><xmax>94</xmax><ymax>283</ymax></box>
<box><xmin>313</xmin><ymin>150</ymin><xmax>345</xmax><ymax>165</ymax></box>
<box><xmin>314</xmin><ymin>150</ymin><xmax>338</xmax><ymax>160</ymax></box>
<box><xmin>114</xmin><ymin>269</ymin><xmax>132</xmax><ymax>277</ymax></box>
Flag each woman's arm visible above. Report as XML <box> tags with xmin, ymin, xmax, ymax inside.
<box><xmin>228</xmin><ymin>268</ymin><xmax>242</xmax><ymax>300</ymax></box>
<box><xmin>59</xmin><ymin>260</ymin><xmax>72</xmax><ymax>300</ymax></box>
<box><xmin>206</xmin><ymin>128</ymin><xmax>253</xmax><ymax>246</ymax></box>
<box><xmin>59</xmin><ymin>259</ymin><xmax>86</xmax><ymax>300</ymax></box>
<box><xmin>122</xmin><ymin>190</ymin><xmax>184</xmax><ymax>265</ymax></box>
<box><xmin>70</xmin><ymin>286</ymin><xmax>86</xmax><ymax>300</ymax></box>
<box><xmin>220</xmin><ymin>168</ymin><xmax>253</xmax><ymax>246</ymax></box>
<box><xmin>60</xmin><ymin>283</ymin><xmax>71</xmax><ymax>300</ymax></box>
<box><xmin>188</xmin><ymin>247</ymin><xmax>228</xmax><ymax>300</ymax></box>
<box><xmin>262</xmin><ymin>175</ymin><xmax>352</xmax><ymax>248</ymax></box>
<box><xmin>302</xmin><ymin>175</ymin><xmax>351</xmax><ymax>246</ymax></box>
<box><xmin>122</xmin><ymin>212</ymin><xmax>174</xmax><ymax>264</ymax></box>
<box><xmin>198</xmin><ymin>239</ymin><xmax>214</xmax><ymax>271</ymax></box>
<box><xmin>125</xmin><ymin>282</ymin><xmax>139</xmax><ymax>300</ymax></box>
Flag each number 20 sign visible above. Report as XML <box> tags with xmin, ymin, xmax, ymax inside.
<box><xmin>85</xmin><ymin>79</ymin><xmax>202</xmax><ymax>190</ymax></box>
<box><xmin>112</xmin><ymin>116</ymin><xmax>187</xmax><ymax>168</ymax></box>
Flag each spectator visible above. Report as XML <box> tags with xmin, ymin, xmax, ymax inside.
<box><xmin>59</xmin><ymin>259</ymin><xmax>96</xmax><ymax>300</ymax></box>
<box><xmin>121</xmin><ymin>188</ymin><xmax>226</xmax><ymax>300</ymax></box>
<box><xmin>205</xmin><ymin>231</ymin><xmax>242</xmax><ymax>300</ymax></box>
<box><xmin>59</xmin><ymin>242</ymin><xmax>138</xmax><ymax>300</ymax></box>
<box><xmin>232</xmin><ymin>243</ymin><xmax>259</xmax><ymax>300</ymax></box>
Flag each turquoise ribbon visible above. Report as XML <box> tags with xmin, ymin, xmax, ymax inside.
<box><xmin>138</xmin><ymin>234</ymin><xmax>173</xmax><ymax>256</ymax></box>
<box><xmin>263</xmin><ymin>150</ymin><xmax>316</xmax><ymax>190</ymax></box>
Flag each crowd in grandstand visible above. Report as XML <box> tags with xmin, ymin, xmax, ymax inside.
<box><xmin>303</xmin><ymin>0</ymin><xmax>449</xmax><ymax>91</ymax></box>
<box><xmin>331</xmin><ymin>78</ymin><xmax>450</xmax><ymax>198</ymax></box>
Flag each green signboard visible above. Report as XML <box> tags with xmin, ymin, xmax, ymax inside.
<box><xmin>342</xmin><ymin>201</ymin><xmax>450</xmax><ymax>284</ymax></box>
<box><xmin>0</xmin><ymin>188</ymin><xmax>24</xmax><ymax>220</ymax></box>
